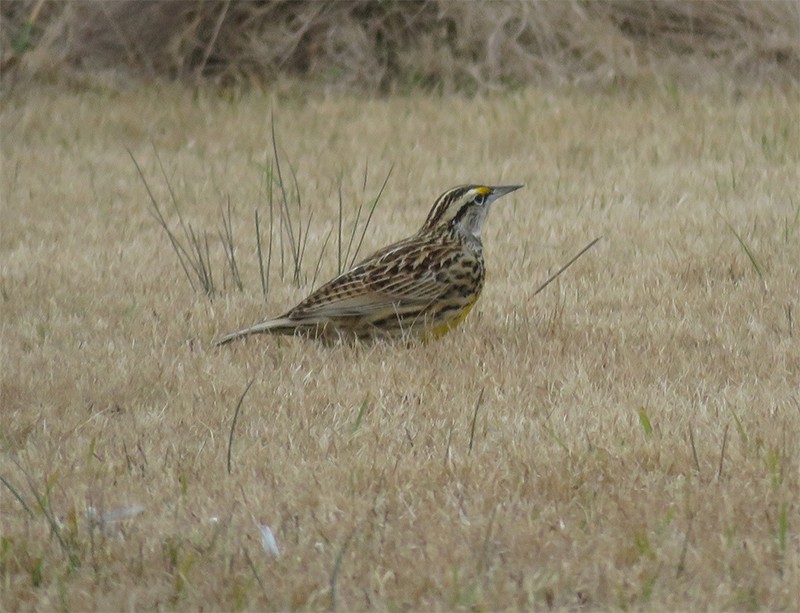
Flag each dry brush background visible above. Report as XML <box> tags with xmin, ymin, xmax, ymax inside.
<box><xmin>2</xmin><ymin>1</ymin><xmax>800</xmax><ymax>611</ymax></box>
<box><xmin>2</xmin><ymin>0</ymin><xmax>800</xmax><ymax>89</ymax></box>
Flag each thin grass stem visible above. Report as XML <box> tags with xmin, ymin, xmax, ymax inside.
<box><xmin>350</xmin><ymin>165</ymin><xmax>393</xmax><ymax>268</ymax></box>
<box><xmin>531</xmin><ymin>236</ymin><xmax>601</xmax><ymax>299</ymax></box>
<box><xmin>227</xmin><ymin>378</ymin><xmax>256</xmax><ymax>475</ymax></box>
<box><xmin>468</xmin><ymin>388</ymin><xmax>485</xmax><ymax>455</ymax></box>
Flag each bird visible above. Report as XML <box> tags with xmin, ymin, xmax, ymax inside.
<box><xmin>215</xmin><ymin>183</ymin><xmax>523</xmax><ymax>345</ymax></box>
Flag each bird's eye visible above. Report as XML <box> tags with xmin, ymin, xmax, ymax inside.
<box><xmin>474</xmin><ymin>193</ymin><xmax>486</xmax><ymax>205</ymax></box>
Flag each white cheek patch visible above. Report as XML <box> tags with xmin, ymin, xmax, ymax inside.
<box><xmin>456</xmin><ymin>204</ymin><xmax>490</xmax><ymax>238</ymax></box>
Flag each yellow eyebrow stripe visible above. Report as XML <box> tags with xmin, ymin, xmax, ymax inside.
<box><xmin>475</xmin><ymin>186</ymin><xmax>491</xmax><ymax>195</ymax></box>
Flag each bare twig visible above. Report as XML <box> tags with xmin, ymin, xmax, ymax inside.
<box><xmin>195</xmin><ymin>0</ymin><xmax>231</xmax><ymax>80</ymax></box>
<box><xmin>531</xmin><ymin>236</ymin><xmax>602</xmax><ymax>298</ymax></box>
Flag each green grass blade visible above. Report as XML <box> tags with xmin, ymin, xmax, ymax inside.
<box><xmin>638</xmin><ymin>408</ymin><xmax>653</xmax><ymax>437</ymax></box>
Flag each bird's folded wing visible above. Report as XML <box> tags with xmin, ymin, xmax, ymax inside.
<box><xmin>288</xmin><ymin>271</ymin><xmax>446</xmax><ymax>319</ymax></box>
<box><xmin>285</xmin><ymin>236</ymin><xmax>462</xmax><ymax>320</ymax></box>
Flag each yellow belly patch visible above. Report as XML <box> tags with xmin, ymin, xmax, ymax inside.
<box><xmin>424</xmin><ymin>299</ymin><xmax>478</xmax><ymax>341</ymax></box>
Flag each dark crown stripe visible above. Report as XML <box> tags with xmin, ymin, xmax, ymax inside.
<box><xmin>422</xmin><ymin>185</ymin><xmax>473</xmax><ymax>230</ymax></box>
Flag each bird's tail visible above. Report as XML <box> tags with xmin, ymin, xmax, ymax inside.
<box><xmin>214</xmin><ymin>317</ymin><xmax>300</xmax><ymax>346</ymax></box>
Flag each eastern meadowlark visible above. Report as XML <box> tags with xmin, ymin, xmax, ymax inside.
<box><xmin>215</xmin><ymin>183</ymin><xmax>523</xmax><ymax>345</ymax></box>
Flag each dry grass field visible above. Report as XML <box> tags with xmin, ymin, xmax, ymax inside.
<box><xmin>1</xmin><ymin>79</ymin><xmax>799</xmax><ymax>610</ymax></box>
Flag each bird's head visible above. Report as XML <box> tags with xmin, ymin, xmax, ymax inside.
<box><xmin>421</xmin><ymin>184</ymin><xmax>523</xmax><ymax>238</ymax></box>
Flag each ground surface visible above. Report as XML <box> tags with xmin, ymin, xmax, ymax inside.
<box><xmin>1</xmin><ymin>82</ymin><xmax>799</xmax><ymax>610</ymax></box>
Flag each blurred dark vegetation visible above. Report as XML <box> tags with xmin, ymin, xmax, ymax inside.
<box><xmin>2</xmin><ymin>0</ymin><xmax>798</xmax><ymax>91</ymax></box>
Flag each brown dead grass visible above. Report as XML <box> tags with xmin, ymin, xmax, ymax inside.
<box><xmin>1</xmin><ymin>81</ymin><xmax>799</xmax><ymax>610</ymax></box>
<box><xmin>2</xmin><ymin>0</ymin><xmax>799</xmax><ymax>90</ymax></box>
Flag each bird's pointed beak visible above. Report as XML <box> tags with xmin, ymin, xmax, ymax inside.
<box><xmin>491</xmin><ymin>184</ymin><xmax>524</xmax><ymax>198</ymax></box>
